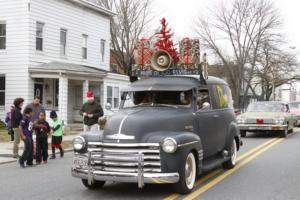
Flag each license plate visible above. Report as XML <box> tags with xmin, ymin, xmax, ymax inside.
<box><xmin>73</xmin><ymin>156</ymin><xmax>88</xmax><ymax>169</ymax></box>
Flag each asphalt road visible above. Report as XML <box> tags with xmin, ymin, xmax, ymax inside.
<box><xmin>0</xmin><ymin>130</ymin><xmax>300</xmax><ymax>200</ymax></box>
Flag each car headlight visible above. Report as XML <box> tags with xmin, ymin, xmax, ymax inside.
<box><xmin>237</xmin><ymin>117</ymin><xmax>246</xmax><ymax>124</ymax></box>
<box><xmin>162</xmin><ymin>137</ymin><xmax>177</xmax><ymax>153</ymax></box>
<box><xmin>73</xmin><ymin>136</ymin><xmax>86</xmax><ymax>151</ymax></box>
<box><xmin>275</xmin><ymin>118</ymin><xmax>284</xmax><ymax>124</ymax></box>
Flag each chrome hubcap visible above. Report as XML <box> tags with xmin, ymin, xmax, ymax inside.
<box><xmin>185</xmin><ymin>153</ymin><xmax>196</xmax><ymax>190</ymax></box>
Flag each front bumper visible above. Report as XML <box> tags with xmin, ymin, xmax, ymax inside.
<box><xmin>71</xmin><ymin>152</ymin><xmax>179</xmax><ymax>188</ymax></box>
<box><xmin>71</xmin><ymin>168</ymin><xmax>179</xmax><ymax>185</ymax></box>
<box><xmin>238</xmin><ymin>124</ymin><xmax>287</xmax><ymax>131</ymax></box>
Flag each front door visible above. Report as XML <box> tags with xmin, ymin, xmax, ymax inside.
<box><xmin>34</xmin><ymin>83</ymin><xmax>43</xmax><ymax>104</ymax></box>
<box><xmin>196</xmin><ymin>88</ymin><xmax>219</xmax><ymax>158</ymax></box>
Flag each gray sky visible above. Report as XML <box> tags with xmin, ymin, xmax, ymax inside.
<box><xmin>151</xmin><ymin>0</ymin><xmax>300</xmax><ymax>52</ymax></box>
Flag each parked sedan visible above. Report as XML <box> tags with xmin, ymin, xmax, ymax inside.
<box><xmin>288</xmin><ymin>101</ymin><xmax>300</xmax><ymax>127</ymax></box>
<box><xmin>237</xmin><ymin>101</ymin><xmax>295</xmax><ymax>137</ymax></box>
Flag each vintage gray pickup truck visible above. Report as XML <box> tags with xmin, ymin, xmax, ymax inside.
<box><xmin>71</xmin><ymin>75</ymin><xmax>242</xmax><ymax>194</ymax></box>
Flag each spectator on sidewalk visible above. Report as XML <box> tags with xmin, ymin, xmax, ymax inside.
<box><xmin>49</xmin><ymin>110</ymin><xmax>64</xmax><ymax>159</ymax></box>
<box><xmin>25</xmin><ymin>96</ymin><xmax>45</xmax><ymax>123</ymax></box>
<box><xmin>19</xmin><ymin>107</ymin><xmax>34</xmax><ymax>168</ymax></box>
<box><xmin>80</xmin><ymin>91</ymin><xmax>103</xmax><ymax>132</ymax></box>
<box><xmin>35</xmin><ymin>112</ymin><xmax>50</xmax><ymax>164</ymax></box>
<box><xmin>5</xmin><ymin>105</ymin><xmax>15</xmax><ymax>142</ymax></box>
<box><xmin>11</xmin><ymin>98</ymin><xmax>24</xmax><ymax>158</ymax></box>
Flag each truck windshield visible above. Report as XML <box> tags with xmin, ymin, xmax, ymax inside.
<box><xmin>247</xmin><ymin>102</ymin><xmax>285</xmax><ymax>112</ymax></box>
<box><xmin>289</xmin><ymin>102</ymin><xmax>300</xmax><ymax>109</ymax></box>
<box><xmin>121</xmin><ymin>90</ymin><xmax>193</xmax><ymax>109</ymax></box>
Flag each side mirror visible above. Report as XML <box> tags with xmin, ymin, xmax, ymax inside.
<box><xmin>202</xmin><ymin>102</ymin><xmax>211</xmax><ymax>110</ymax></box>
<box><xmin>105</xmin><ymin>103</ymin><xmax>112</xmax><ymax>110</ymax></box>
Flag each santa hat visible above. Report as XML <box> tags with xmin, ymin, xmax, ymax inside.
<box><xmin>86</xmin><ymin>91</ymin><xmax>94</xmax><ymax>101</ymax></box>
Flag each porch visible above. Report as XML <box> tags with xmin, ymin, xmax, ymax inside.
<box><xmin>29</xmin><ymin>62</ymin><xmax>107</xmax><ymax>125</ymax></box>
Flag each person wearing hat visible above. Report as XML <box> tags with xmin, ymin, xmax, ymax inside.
<box><xmin>80</xmin><ymin>91</ymin><xmax>103</xmax><ymax>132</ymax></box>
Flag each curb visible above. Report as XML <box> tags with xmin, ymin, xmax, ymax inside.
<box><xmin>0</xmin><ymin>148</ymin><xmax>73</xmax><ymax>165</ymax></box>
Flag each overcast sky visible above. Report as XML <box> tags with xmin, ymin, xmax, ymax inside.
<box><xmin>151</xmin><ymin>0</ymin><xmax>300</xmax><ymax>53</ymax></box>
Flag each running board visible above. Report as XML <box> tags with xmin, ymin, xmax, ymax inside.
<box><xmin>202</xmin><ymin>156</ymin><xmax>229</xmax><ymax>172</ymax></box>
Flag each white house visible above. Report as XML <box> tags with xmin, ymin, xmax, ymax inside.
<box><xmin>275</xmin><ymin>85</ymin><xmax>297</xmax><ymax>102</ymax></box>
<box><xmin>0</xmin><ymin>0</ymin><xmax>129</xmax><ymax>125</ymax></box>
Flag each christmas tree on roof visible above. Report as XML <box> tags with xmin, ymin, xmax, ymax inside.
<box><xmin>155</xmin><ymin>18</ymin><xmax>179</xmax><ymax>62</ymax></box>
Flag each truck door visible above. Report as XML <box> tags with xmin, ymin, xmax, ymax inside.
<box><xmin>195</xmin><ymin>88</ymin><xmax>220</xmax><ymax>158</ymax></box>
<box><xmin>212</xmin><ymin>84</ymin><xmax>235</xmax><ymax>152</ymax></box>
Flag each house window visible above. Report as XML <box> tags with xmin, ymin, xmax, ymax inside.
<box><xmin>82</xmin><ymin>34</ymin><xmax>88</xmax><ymax>59</ymax></box>
<box><xmin>36</xmin><ymin>22</ymin><xmax>44</xmax><ymax>51</ymax></box>
<box><xmin>60</xmin><ymin>29</ymin><xmax>67</xmax><ymax>56</ymax></box>
<box><xmin>113</xmin><ymin>86</ymin><xmax>119</xmax><ymax>108</ymax></box>
<box><xmin>0</xmin><ymin>22</ymin><xmax>6</xmax><ymax>50</ymax></box>
<box><xmin>107</xmin><ymin>86</ymin><xmax>120</xmax><ymax>109</ymax></box>
<box><xmin>100</xmin><ymin>39</ymin><xmax>106</xmax><ymax>62</ymax></box>
<box><xmin>0</xmin><ymin>76</ymin><xmax>5</xmax><ymax>106</ymax></box>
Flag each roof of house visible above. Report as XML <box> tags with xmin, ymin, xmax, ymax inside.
<box><xmin>29</xmin><ymin>61</ymin><xmax>108</xmax><ymax>78</ymax></box>
<box><xmin>66</xmin><ymin>0</ymin><xmax>115</xmax><ymax>16</ymax></box>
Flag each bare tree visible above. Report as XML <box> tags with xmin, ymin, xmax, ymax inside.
<box><xmin>249</xmin><ymin>42</ymin><xmax>299</xmax><ymax>100</ymax></box>
<box><xmin>194</xmin><ymin>0</ymin><xmax>284</xmax><ymax>108</ymax></box>
<box><xmin>96</xmin><ymin>0</ymin><xmax>151</xmax><ymax>74</ymax></box>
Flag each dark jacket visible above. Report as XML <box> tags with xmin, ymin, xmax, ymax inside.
<box><xmin>35</xmin><ymin>120</ymin><xmax>50</xmax><ymax>138</ymax></box>
<box><xmin>11</xmin><ymin>107</ymin><xmax>22</xmax><ymax>128</ymax></box>
<box><xmin>80</xmin><ymin>102</ymin><xmax>104</xmax><ymax>126</ymax></box>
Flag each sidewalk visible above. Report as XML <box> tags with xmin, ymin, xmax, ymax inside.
<box><xmin>0</xmin><ymin>135</ymin><xmax>77</xmax><ymax>164</ymax></box>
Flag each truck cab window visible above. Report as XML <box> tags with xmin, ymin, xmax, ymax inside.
<box><xmin>121</xmin><ymin>90</ymin><xmax>193</xmax><ymax>108</ymax></box>
<box><xmin>197</xmin><ymin>89</ymin><xmax>211</xmax><ymax>110</ymax></box>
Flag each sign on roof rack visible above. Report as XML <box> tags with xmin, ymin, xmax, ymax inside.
<box><xmin>130</xmin><ymin>18</ymin><xmax>208</xmax><ymax>82</ymax></box>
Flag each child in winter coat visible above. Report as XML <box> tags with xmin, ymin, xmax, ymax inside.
<box><xmin>35</xmin><ymin>112</ymin><xmax>50</xmax><ymax>164</ymax></box>
<box><xmin>49</xmin><ymin>110</ymin><xmax>64</xmax><ymax>159</ymax></box>
<box><xmin>5</xmin><ymin>106</ymin><xmax>14</xmax><ymax>142</ymax></box>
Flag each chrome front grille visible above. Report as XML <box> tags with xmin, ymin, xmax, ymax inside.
<box><xmin>87</xmin><ymin>142</ymin><xmax>161</xmax><ymax>173</ymax></box>
<box><xmin>245</xmin><ymin>118</ymin><xmax>274</xmax><ymax>124</ymax></box>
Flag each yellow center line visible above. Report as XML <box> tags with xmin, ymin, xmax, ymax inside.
<box><xmin>236</xmin><ymin>137</ymin><xmax>279</xmax><ymax>162</ymax></box>
<box><xmin>163</xmin><ymin>137</ymin><xmax>280</xmax><ymax>200</ymax></box>
<box><xmin>183</xmin><ymin>138</ymin><xmax>285</xmax><ymax>200</ymax></box>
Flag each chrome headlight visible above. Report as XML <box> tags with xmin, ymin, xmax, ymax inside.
<box><xmin>237</xmin><ymin>117</ymin><xmax>246</xmax><ymax>124</ymax></box>
<box><xmin>162</xmin><ymin>137</ymin><xmax>177</xmax><ymax>153</ymax></box>
<box><xmin>275</xmin><ymin>118</ymin><xmax>284</xmax><ymax>125</ymax></box>
<box><xmin>73</xmin><ymin>136</ymin><xmax>86</xmax><ymax>151</ymax></box>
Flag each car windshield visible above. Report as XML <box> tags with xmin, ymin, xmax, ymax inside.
<box><xmin>121</xmin><ymin>90</ymin><xmax>193</xmax><ymax>109</ymax></box>
<box><xmin>247</xmin><ymin>102</ymin><xmax>285</xmax><ymax>112</ymax></box>
<box><xmin>289</xmin><ymin>102</ymin><xmax>300</xmax><ymax>109</ymax></box>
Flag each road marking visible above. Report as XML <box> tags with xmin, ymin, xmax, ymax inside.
<box><xmin>183</xmin><ymin>138</ymin><xmax>285</xmax><ymax>200</ymax></box>
<box><xmin>236</xmin><ymin>137</ymin><xmax>279</xmax><ymax>162</ymax></box>
<box><xmin>164</xmin><ymin>169</ymin><xmax>223</xmax><ymax>200</ymax></box>
<box><xmin>163</xmin><ymin>137</ymin><xmax>280</xmax><ymax>200</ymax></box>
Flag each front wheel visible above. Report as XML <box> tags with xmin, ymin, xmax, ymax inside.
<box><xmin>280</xmin><ymin>127</ymin><xmax>288</xmax><ymax>138</ymax></box>
<box><xmin>223</xmin><ymin>138</ymin><xmax>237</xmax><ymax>169</ymax></box>
<box><xmin>81</xmin><ymin>179</ymin><xmax>105</xmax><ymax>190</ymax></box>
<box><xmin>173</xmin><ymin>152</ymin><xmax>197</xmax><ymax>194</ymax></box>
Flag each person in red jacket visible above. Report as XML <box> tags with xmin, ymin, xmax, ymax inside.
<box><xmin>35</xmin><ymin>112</ymin><xmax>50</xmax><ymax>164</ymax></box>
